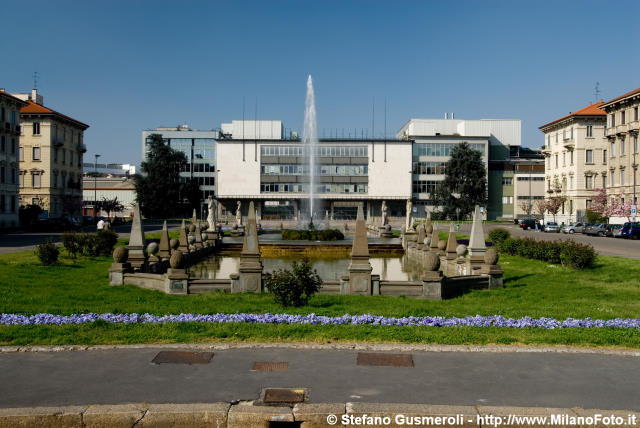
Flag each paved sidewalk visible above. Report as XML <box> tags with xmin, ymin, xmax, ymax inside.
<box><xmin>0</xmin><ymin>346</ymin><xmax>638</xmax><ymax>411</ymax></box>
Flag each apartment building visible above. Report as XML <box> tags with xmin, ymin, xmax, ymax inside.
<box><xmin>15</xmin><ymin>89</ymin><xmax>89</xmax><ymax>218</ymax></box>
<box><xmin>539</xmin><ymin>101</ymin><xmax>607</xmax><ymax>224</ymax></box>
<box><xmin>600</xmin><ymin>88</ymin><xmax>640</xmax><ymax>220</ymax></box>
<box><xmin>0</xmin><ymin>90</ymin><xmax>27</xmax><ymax>228</ymax></box>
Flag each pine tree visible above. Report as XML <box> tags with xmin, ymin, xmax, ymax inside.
<box><xmin>134</xmin><ymin>134</ymin><xmax>189</xmax><ymax>218</ymax></box>
<box><xmin>432</xmin><ymin>142</ymin><xmax>487</xmax><ymax>219</ymax></box>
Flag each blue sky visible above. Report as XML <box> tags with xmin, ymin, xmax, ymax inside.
<box><xmin>2</xmin><ymin>0</ymin><xmax>639</xmax><ymax>166</ymax></box>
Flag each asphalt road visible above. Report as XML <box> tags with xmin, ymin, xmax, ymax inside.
<box><xmin>0</xmin><ymin>347</ymin><xmax>638</xmax><ymax>410</ymax></box>
<box><xmin>0</xmin><ymin>223</ymin><xmax>179</xmax><ymax>255</ymax></box>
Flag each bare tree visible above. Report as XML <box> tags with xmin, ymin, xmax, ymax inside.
<box><xmin>534</xmin><ymin>199</ymin><xmax>547</xmax><ymax>217</ymax></box>
<box><xmin>518</xmin><ymin>199</ymin><xmax>533</xmax><ymax>217</ymax></box>
<box><xmin>546</xmin><ymin>196</ymin><xmax>566</xmax><ymax>222</ymax></box>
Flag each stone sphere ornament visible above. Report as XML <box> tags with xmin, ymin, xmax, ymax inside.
<box><xmin>188</xmin><ymin>235</ymin><xmax>196</xmax><ymax>245</ymax></box>
<box><xmin>146</xmin><ymin>242</ymin><xmax>159</xmax><ymax>255</ymax></box>
<box><xmin>189</xmin><ymin>224</ymin><xmax>196</xmax><ymax>233</ymax></box>
<box><xmin>169</xmin><ymin>238</ymin><xmax>179</xmax><ymax>250</ymax></box>
<box><xmin>113</xmin><ymin>246</ymin><xmax>128</xmax><ymax>263</ymax></box>
<box><xmin>438</xmin><ymin>240</ymin><xmax>447</xmax><ymax>251</ymax></box>
<box><xmin>424</xmin><ymin>252</ymin><xmax>440</xmax><ymax>271</ymax></box>
<box><xmin>385</xmin><ymin>224</ymin><xmax>391</xmax><ymax>232</ymax></box>
<box><xmin>484</xmin><ymin>248</ymin><xmax>499</xmax><ymax>265</ymax></box>
<box><xmin>169</xmin><ymin>250</ymin><xmax>184</xmax><ymax>269</ymax></box>
<box><xmin>456</xmin><ymin>244</ymin><xmax>467</xmax><ymax>258</ymax></box>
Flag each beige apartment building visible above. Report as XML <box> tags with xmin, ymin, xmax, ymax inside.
<box><xmin>0</xmin><ymin>90</ymin><xmax>27</xmax><ymax>228</ymax></box>
<box><xmin>539</xmin><ymin>101</ymin><xmax>607</xmax><ymax>224</ymax></box>
<box><xmin>15</xmin><ymin>90</ymin><xmax>89</xmax><ymax>218</ymax></box>
<box><xmin>600</xmin><ymin>87</ymin><xmax>640</xmax><ymax>221</ymax></box>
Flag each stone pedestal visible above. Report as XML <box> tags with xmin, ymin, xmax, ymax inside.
<box><xmin>480</xmin><ymin>264</ymin><xmax>504</xmax><ymax>289</ymax></box>
<box><xmin>108</xmin><ymin>263</ymin><xmax>131</xmax><ymax>286</ymax></box>
<box><xmin>165</xmin><ymin>269</ymin><xmax>188</xmax><ymax>294</ymax></box>
<box><xmin>339</xmin><ymin>275</ymin><xmax>350</xmax><ymax>294</ymax></box>
<box><xmin>371</xmin><ymin>274</ymin><xmax>381</xmax><ymax>295</ymax></box>
<box><xmin>468</xmin><ymin>205</ymin><xmax>487</xmax><ymax>263</ymax></box>
<box><xmin>234</xmin><ymin>201</ymin><xmax>263</xmax><ymax>293</ymax></box>
<box><xmin>422</xmin><ymin>271</ymin><xmax>444</xmax><ymax>300</ymax></box>
<box><xmin>348</xmin><ymin>204</ymin><xmax>372</xmax><ymax>295</ymax></box>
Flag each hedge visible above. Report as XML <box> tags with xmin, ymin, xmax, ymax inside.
<box><xmin>282</xmin><ymin>229</ymin><xmax>345</xmax><ymax>241</ymax></box>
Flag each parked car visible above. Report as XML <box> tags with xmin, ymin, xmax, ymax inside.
<box><xmin>607</xmin><ymin>224</ymin><xmax>623</xmax><ymax>237</ymax></box>
<box><xmin>519</xmin><ymin>219</ymin><xmax>536</xmax><ymax>230</ymax></box>
<box><xmin>544</xmin><ymin>221</ymin><xmax>560</xmax><ymax>233</ymax></box>
<box><xmin>620</xmin><ymin>222</ymin><xmax>640</xmax><ymax>239</ymax></box>
<box><xmin>561</xmin><ymin>222</ymin><xmax>585</xmax><ymax>234</ymax></box>
<box><xmin>32</xmin><ymin>217</ymin><xmax>81</xmax><ymax>232</ymax></box>
<box><xmin>82</xmin><ymin>215</ymin><xmax>95</xmax><ymax>225</ymax></box>
<box><xmin>584</xmin><ymin>224</ymin><xmax>608</xmax><ymax>236</ymax></box>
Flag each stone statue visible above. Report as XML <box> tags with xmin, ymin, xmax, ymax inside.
<box><xmin>207</xmin><ymin>196</ymin><xmax>216</xmax><ymax>231</ymax></box>
<box><xmin>405</xmin><ymin>198</ymin><xmax>412</xmax><ymax>231</ymax></box>
<box><xmin>236</xmin><ymin>200</ymin><xmax>242</xmax><ymax>226</ymax></box>
<box><xmin>381</xmin><ymin>200</ymin><xmax>388</xmax><ymax>226</ymax></box>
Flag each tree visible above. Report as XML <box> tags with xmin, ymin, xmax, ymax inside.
<box><xmin>545</xmin><ymin>195</ymin><xmax>566</xmax><ymax>222</ymax></box>
<box><xmin>518</xmin><ymin>199</ymin><xmax>533</xmax><ymax>217</ymax></box>
<box><xmin>98</xmin><ymin>196</ymin><xmax>124</xmax><ymax>220</ymax></box>
<box><xmin>589</xmin><ymin>188</ymin><xmax>611</xmax><ymax>219</ymax></box>
<box><xmin>534</xmin><ymin>199</ymin><xmax>547</xmax><ymax>218</ymax></box>
<box><xmin>182</xmin><ymin>178</ymin><xmax>202</xmax><ymax>214</ymax></box>
<box><xmin>432</xmin><ymin>142</ymin><xmax>488</xmax><ymax>219</ymax></box>
<box><xmin>134</xmin><ymin>134</ymin><xmax>188</xmax><ymax>218</ymax></box>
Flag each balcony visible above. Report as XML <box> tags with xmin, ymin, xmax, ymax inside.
<box><xmin>628</xmin><ymin>121</ymin><xmax>639</xmax><ymax>133</ymax></box>
<box><xmin>541</xmin><ymin>145</ymin><xmax>551</xmax><ymax>155</ymax></box>
<box><xmin>617</xmin><ymin>124</ymin><xmax>628</xmax><ymax>135</ymax></box>
<box><xmin>77</xmin><ymin>143</ymin><xmax>87</xmax><ymax>153</ymax></box>
<box><xmin>562</xmin><ymin>139</ymin><xmax>574</xmax><ymax>149</ymax></box>
<box><xmin>605</xmin><ymin>126</ymin><xmax>617</xmax><ymax>137</ymax></box>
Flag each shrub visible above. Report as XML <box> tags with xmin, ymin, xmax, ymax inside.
<box><xmin>76</xmin><ymin>234</ymin><xmax>98</xmax><ymax>257</ymax></box>
<box><xmin>35</xmin><ymin>240</ymin><xmax>59</xmax><ymax>266</ymax></box>
<box><xmin>265</xmin><ymin>258</ymin><xmax>322</xmax><ymax>307</ymax></box>
<box><xmin>62</xmin><ymin>233</ymin><xmax>80</xmax><ymax>259</ymax></box>
<box><xmin>488</xmin><ymin>228</ymin><xmax>510</xmax><ymax>246</ymax></box>
<box><xmin>494</xmin><ymin>235</ymin><xmax>595</xmax><ymax>269</ymax></box>
<box><xmin>95</xmin><ymin>229</ymin><xmax>118</xmax><ymax>256</ymax></box>
<box><xmin>560</xmin><ymin>241</ymin><xmax>596</xmax><ymax>269</ymax></box>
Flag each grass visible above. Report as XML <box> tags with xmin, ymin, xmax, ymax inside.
<box><xmin>1</xmin><ymin>246</ymin><xmax>639</xmax><ymax>347</ymax></box>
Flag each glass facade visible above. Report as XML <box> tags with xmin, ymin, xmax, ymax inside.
<box><xmin>260</xmin><ymin>183</ymin><xmax>368</xmax><ymax>194</ymax></box>
<box><xmin>261</xmin><ymin>145</ymin><xmax>368</xmax><ymax>157</ymax></box>
<box><xmin>412</xmin><ymin>161</ymin><xmax>446</xmax><ymax>175</ymax></box>
<box><xmin>413</xmin><ymin>142</ymin><xmax>486</xmax><ymax>157</ymax></box>
<box><xmin>261</xmin><ymin>164</ymin><xmax>367</xmax><ymax>176</ymax></box>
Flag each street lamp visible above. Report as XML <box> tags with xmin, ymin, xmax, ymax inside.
<box><xmin>94</xmin><ymin>154</ymin><xmax>100</xmax><ymax>216</ymax></box>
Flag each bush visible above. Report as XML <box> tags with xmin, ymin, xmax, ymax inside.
<box><xmin>265</xmin><ymin>258</ymin><xmax>322</xmax><ymax>307</ymax></box>
<box><xmin>62</xmin><ymin>233</ymin><xmax>80</xmax><ymax>259</ymax></box>
<box><xmin>35</xmin><ymin>240</ymin><xmax>59</xmax><ymax>266</ymax></box>
<box><xmin>95</xmin><ymin>229</ymin><xmax>118</xmax><ymax>256</ymax></box>
<box><xmin>494</xmin><ymin>235</ymin><xmax>595</xmax><ymax>269</ymax></box>
<box><xmin>282</xmin><ymin>229</ymin><xmax>344</xmax><ymax>241</ymax></box>
<box><xmin>488</xmin><ymin>228</ymin><xmax>510</xmax><ymax>246</ymax></box>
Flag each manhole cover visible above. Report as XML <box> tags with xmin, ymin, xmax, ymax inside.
<box><xmin>252</xmin><ymin>362</ymin><xmax>289</xmax><ymax>371</ymax></box>
<box><xmin>151</xmin><ymin>351</ymin><xmax>214</xmax><ymax>365</ymax></box>
<box><xmin>263</xmin><ymin>388</ymin><xmax>306</xmax><ymax>404</ymax></box>
<box><xmin>356</xmin><ymin>352</ymin><xmax>414</xmax><ymax>367</ymax></box>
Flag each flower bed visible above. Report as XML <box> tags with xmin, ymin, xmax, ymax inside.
<box><xmin>1</xmin><ymin>313</ymin><xmax>638</xmax><ymax>329</ymax></box>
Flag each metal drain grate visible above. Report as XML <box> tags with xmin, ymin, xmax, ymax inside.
<box><xmin>151</xmin><ymin>351</ymin><xmax>214</xmax><ymax>365</ymax></box>
<box><xmin>263</xmin><ymin>388</ymin><xmax>306</xmax><ymax>404</ymax></box>
<box><xmin>356</xmin><ymin>352</ymin><xmax>414</xmax><ymax>367</ymax></box>
<box><xmin>252</xmin><ymin>362</ymin><xmax>289</xmax><ymax>372</ymax></box>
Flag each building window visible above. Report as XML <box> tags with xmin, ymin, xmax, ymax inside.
<box><xmin>563</xmin><ymin>129</ymin><xmax>566</xmax><ymax>140</ymax></box>
<box><xmin>62</xmin><ymin>149</ymin><xmax>66</xmax><ymax>164</ymax></box>
<box><xmin>603</xmin><ymin>149</ymin><xmax>607</xmax><ymax>163</ymax></box>
<box><xmin>570</xmin><ymin>150</ymin><xmax>574</xmax><ymax>165</ymax></box>
<box><xmin>502</xmin><ymin>196</ymin><xmax>513</xmax><ymax>205</ymax></box>
<box><xmin>555</xmin><ymin>154</ymin><xmax>558</xmax><ymax>168</ymax></box>
<box><xmin>635</xmin><ymin>136</ymin><xmax>638</xmax><ymax>154</ymax></box>
<box><xmin>547</xmin><ymin>135</ymin><xmax>550</xmax><ymax>147</ymax></box>
<box><xmin>0</xmin><ymin>195</ymin><xmax>4</xmax><ymax>213</ymax></box>
<box><xmin>602</xmin><ymin>175</ymin><xmax>606</xmax><ymax>188</ymax></box>
<box><xmin>61</xmin><ymin>172</ymin><xmax>66</xmax><ymax>189</ymax></box>
<box><xmin>621</xmin><ymin>111</ymin><xmax>626</xmax><ymax>124</ymax></box>
<box><xmin>19</xmin><ymin>147</ymin><xmax>23</xmax><ymax>162</ymax></box>
<box><xmin>69</xmin><ymin>151</ymin><xmax>73</xmax><ymax>165</ymax></box>
<box><xmin>10</xmin><ymin>167</ymin><xmax>15</xmax><ymax>185</ymax></box>
<box><xmin>33</xmin><ymin>147</ymin><xmax>40</xmax><ymax>161</ymax></box>
<box><xmin>586</xmin><ymin>125</ymin><xmax>593</xmax><ymax>137</ymax></box>
<box><xmin>611</xmin><ymin>142</ymin><xmax>615</xmax><ymax>157</ymax></box>
<box><xmin>621</xmin><ymin>138</ymin><xmax>626</xmax><ymax>155</ymax></box>
<box><xmin>33</xmin><ymin>122</ymin><xmax>40</xmax><ymax>135</ymax></box>
<box><xmin>0</xmin><ymin>166</ymin><xmax>5</xmax><ymax>183</ymax></box>
<box><xmin>32</xmin><ymin>173</ymin><xmax>41</xmax><ymax>188</ymax></box>
<box><xmin>621</xmin><ymin>169</ymin><xmax>625</xmax><ymax>186</ymax></box>
<box><xmin>585</xmin><ymin>149</ymin><xmax>593</xmax><ymax>164</ymax></box>
<box><xmin>585</xmin><ymin>175</ymin><xmax>593</xmax><ymax>190</ymax></box>
<box><xmin>610</xmin><ymin>173</ymin><xmax>615</xmax><ymax>187</ymax></box>
<box><xmin>635</xmin><ymin>107</ymin><xmax>639</xmax><ymax>121</ymax></box>
<box><xmin>0</xmin><ymin>136</ymin><xmax>4</xmax><ymax>152</ymax></box>
<box><xmin>19</xmin><ymin>173</ymin><xmax>23</xmax><ymax>187</ymax></box>
<box><xmin>610</xmin><ymin>114</ymin><xmax>615</xmax><ymax>127</ymax></box>
<box><xmin>10</xmin><ymin>195</ymin><xmax>15</xmax><ymax>213</ymax></box>
<box><xmin>11</xmin><ymin>138</ymin><xmax>15</xmax><ymax>154</ymax></box>
<box><xmin>562</xmin><ymin>152</ymin><xmax>566</xmax><ymax>166</ymax></box>
<box><xmin>502</xmin><ymin>177</ymin><xmax>513</xmax><ymax>186</ymax></box>
<box><xmin>53</xmin><ymin>173</ymin><xmax>58</xmax><ymax>188</ymax></box>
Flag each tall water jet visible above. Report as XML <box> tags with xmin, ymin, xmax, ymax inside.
<box><xmin>303</xmin><ymin>75</ymin><xmax>319</xmax><ymax>223</ymax></box>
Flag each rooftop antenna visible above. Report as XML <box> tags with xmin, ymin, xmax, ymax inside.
<box><xmin>33</xmin><ymin>71</ymin><xmax>39</xmax><ymax>89</ymax></box>
<box><xmin>594</xmin><ymin>82</ymin><xmax>601</xmax><ymax>102</ymax></box>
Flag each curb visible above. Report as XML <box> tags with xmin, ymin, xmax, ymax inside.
<box><xmin>2</xmin><ymin>342</ymin><xmax>640</xmax><ymax>356</ymax></box>
<box><xmin>0</xmin><ymin>402</ymin><xmax>638</xmax><ymax>427</ymax></box>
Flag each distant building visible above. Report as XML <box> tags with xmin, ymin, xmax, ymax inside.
<box><xmin>0</xmin><ymin>89</ymin><xmax>27</xmax><ymax>228</ymax></box>
<box><xmin>83</xmin><ymin>162</ymin><xmax>136</xmax><ymax>177</ymax></box>
<box><xmin>539</xmin><ymin>101</ymin><xmax>607</xmax><ymax>224</ymax></box>
<box><xmin>141</xmin><ymin>125</ymin><xmax>217</xmax><ymax>201</ymax></box>
<box><xmin>600</xmin><ymin>88</ymin><xmax>640</xmax><ymax>222</ymax></box>
<box><xmin>14</xmin><ymin>89</ymin><xmax>89</xmax><ymax>218</ymax></box>
<box><xmin>83</xmin><ymin>176</ymin><xmax>136</xmax><ymax>217</ymax></box>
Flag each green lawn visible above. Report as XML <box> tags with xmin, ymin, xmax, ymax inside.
<box><xmin>1</xmin><ymin>246</ymin><xmax>639</xmax><ymax>347</ymax></box>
